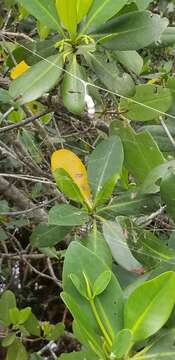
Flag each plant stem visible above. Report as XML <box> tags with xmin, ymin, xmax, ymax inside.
<box><xmin>89</xmin><ymin>297</ymin><xmax>112</xmax><ymax>348</ymax></box>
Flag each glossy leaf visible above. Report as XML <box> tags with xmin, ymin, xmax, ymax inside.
<box><xmin>70</xmin><ymin>273</ymin><xmax>88</xmax><ymax>299</ymax></box>
<box><xmin>62</xmin><ymin>242</ymin><xmax>124</xmax><ymax>339</ymax></box>
<box><xmin>83</xmin><ymin>230</ymin><xmax>112</xmax><ymax>268</ymax></box>
<box><xmin>134</xmin><ymin>0</ymin><xmax>152</xmax><ymax>10</ymax></box>
<box><xmin>77</xmin><ymin>0</ymin><xmax>93</xmax><ymax>23</ymax></box>
<box><xmin>142</xmin><ymin>160</ymin><xmax>175</xmax><ymax>194</ymax></box>
<box><xmin>114</xmin><ymin>50</ymin><xmax>143</xmax><ymax>75</ymax></box>
<box><xmin>61</xmin><ymin>292</ymin><xmax>105</xmax><ymax>358</ymax></box>
<box><xmin>9</xmin><ymin>307</ymin><xmax>20</xmax><ymax>325</ymax></box>
<box><xmin>110</xmin><ymin>120</ymin><xmax>165</xmax><ymax>183</ymax></box>
<box><xmin>120</xmin><ymin>84</ymin><xmax>172</xmax><ymax>121</ymax></box>
<box><xmin>96</xmin><ymin>11</ymin><xmax>168</xmax><ymax>51</ymax></box>
<box><xmin>161</xmin><ymin>168</ymin><xmax>175</xmax><ymax>222</ymax></box>
<box><xmin>53</xmin><ymin>168</ymin><xmax>87</xmax><ymax>206</ymax></box>
<box><xmin>87</xmin><ymin>136</ymin><xmax>124</xmax><ymax>204</ymax></box>
<box><xmin>85</xmin><ymin>52</ymin><xmax>135</xmax><ymax>96</ymax></box>
<box><xmin>59</xmin><ymin>351</ymin><xmax>98</xmax><ymax>359</ymax></box>
<box><xmin>93</xmin><ymin>271</ymin><xmax>112</xmax><ymax>298</ymax></box>
<box><xmin>142</xmin><ymin>329</ymin><xmax>175</xmax><ymax>359</ymax></box>
<box><xmin>9</xmin><ymin>54</ymin><xmax>63</xmax><ymax>105</ymax></box>
<box><xmin>124</xmin><ymin>271</ymin><xmax>175</xmax><ymax>342</ymax></box>
<box><xmin>111</xmin><ymin>329</ymin><xmax>133</xmax><ymax>358</ymax></box>
<box><xmin>51</xmin><ymin>149</ymin><xmax>92</xmax><ymax>208</ymax></box>
<box><xmin>19</xmin><ymin>307</ymin><xmax>31</xmax><ymax>324</ymax></box>
<box><xmin>56</xmin><ymin>0</ymin><xmax>77</xmax><ymax>34</ymax></box>
<box><xmin>81</xmin><ymin>0</ymin><xmax>128</xmax><ymax>34</ymax></box>
<box><xmin>48</xmin><ymin>204</ymin><xmax>89</xmax><ymax>226</ymax></box>
<box><xmin>18</xmin><ymin>0</ymin><xmax>62</xmax><ymax>33</ymax></box>
<box><xmin>125</xmin><ymin>220</ymin><xmax>175</xmax><ymax>269</ymax></box>
<box><xmin>103</xmin><ymin>220</ymin><xmax>142</xmax><ymax>272</ymax></box>
<box><xmin>30</xmin><ymin>224</ymin><xmax>69</xmax><ymax>248</ymax></box>
<box><xmin>97</xmin><ymin>190</ymin><xmax>159</xmax><ymax>219</ymax></box>
<box><xmin>62</xmin><ymin>56</ymin><xmax>86</xmax><ymax>114</ymax></box>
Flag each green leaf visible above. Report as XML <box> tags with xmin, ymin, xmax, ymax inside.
<box><xmin>24</xmin><ymin>312</ymin><xmax>40</xmax><ymax>336</ymax></box>
<box><xmin>161</xmin><ymin>168</ymin><xmax>175</xmax><ymax>222</ymax></box>
<box><xmin>0</xmin><ymin>290</ymin><xmax>16</xmax><ymax>326</ymax></box>
<box><xmin>110</xmin><ymin>120</ymin><xmax>165</xmax><ymax>183</ymax></box>
<box><xmin>120</xmin><ymin>84</ymin><xmax>172</xmax><ymax>121</ymax></box>
<box><xmin>111</xmin><ymin>329</ymin><xmax>133</xmax><ymax>358</ymax></box>
<box><xmin>30</xmin><ymin>224</ymin><xmax>69</xmax><ymax>248</ymax></box>
<box><xmin>114</xmin><ymin>50</ymin><xmax>143</xmax><ymax>75</ymax></box>
<box><xmin>103</xmin><ymin>220</ymin><xmax>142</xmax><ymax>272</ymax></box>
<box><xmin>0</xmin><ymin>89</ymin><xmax>13</xmax><ymax>104</ymax></box>
<box><xmin>19</xmin><ymin>307</ymin><xmax>31</xmax><ymax>324</ymax></box>
<box><xmin>93</xmin><ymin>271</ymin><xmax>112</xmax><ymax>298</ymax></box>
<box><xmin>9</xmin><ymin>307</ymin><xmax>20</xmax><ymax>325</ymax></box>
<box><xmin>138</xmin><ymin>123</ymin><xmax>175</xmax><ymax>155</ymax></box>
<box><xmin>62</xmin><ymin>56</ymin><xmax>85</xmax><ymax>114</ymax></box>
<box><xmin>125</xmin><ymin>220</ymin><xmax>175</xmax><ymax>269</ymax></box>
<box><xmin>81</xmin><ymin>0</ymin><xmax>128</xmax><ymax>34</ymax></box>
<box><xmin>63</xmin><ymin>242</ymin><xmax>124</xmax><ymax>339</ymax></box>
<box><xmin>87</xmin><ymin>136</ymin><xmax>124</xmax><ymax>204</ymax></box>
<box><xmin>142</xmin><ymin>329</ymin><xmax>175</xmax><ymax>359</ymax></box>
<box><xmin>6</xmin><ymin>339</ymin><xmax>28</xmax><ymax>360</ymax></box>
<box><xmin>18</xmin><ymin>0</ymin><xmax>62</xmax><ymax>33</ymax></box>
<box><xmin>61</xmin><ymin>292</ymin><xmax>104</xmax><ymax>358</ymax></box>
<box><xmin>59</xmin><ymin>351</ymin><xmax>98</xmax><ymax>359</ymax></box>
<box><xmin>30</xmin><ymin>355</ymin><xmax>43</xmax><ymax>360</ymax></box>
<box><xmin>19</xmin><ymin>129</ymin><xmax>43</xmax><ymax>163</ymax></box>
<box><xmin>46</xmin><ymin>322</ymin><xmax>64</xmax><ymax>341</ymax></box>
<box><xmin>83</xmin><ymin>230</ymin><xmax>112</xmax><ymax>268</ymax></box>
<box><xmin>70</xmin><ymin>273</ymin><xmax>88</xmax><ymax>299</ymax></box>
<box><xmin>2</xmin><ymin>333</ymin><xmax>16</xmax><ymax>348</ymax></box>
<box><xmin>53</xmin><ymin>168</ymin><xmax>88</xmax><ymax>207</ymax></box>
<box><xmin>77</xmin><ymin>0</ymin><xmax>93</xmax><ymax>24</ymax></box>
<box><xmin>97</xmin><ymin>11</ymin><xmax>168</xmax><ymax>51</ymax></box>
<box><xmin>0</xmin><ymin>228</ymin><xmax>8</xmax><ymax>241</ymax></box>
<box><xmin>142</xmin><ymin>160</ymin><xmax>175</xmax><ymax>194</ymax></box>
<box><xmin>84</xmin><ymin>52</ymin><xmax>135</xmax><ymax>96</ymax></box>
<box><xmin>48</xmin><ymin>204</ymin><xmax>89</xmax><ymax>226</ymax></box>
<box><xmin>134</xmin><ymin>0</ymin><xmax>152</xmax><ymax>10</ymax></box>
<box><xmin>56</xmin><ymin>0</ymin><xmax>77</xmax><ymax>34</ymax></box>
<box><xmin>9</xmin><ymin>54</ymin><xmax>63</xmax><ymax>105</ymax></box>
<box><xmin>160</xmin><ymin>27</ymin><xmax>175</xmax><ymax>47</ymax></box>
<box><xmin>97</xmin><ymin>190</ymin><xmax>159</xmax><ymax>219</ymax></box>
<box><xmin>124</xmin><ymin>271</ymin><xmax>175</xmax><ymax>342</ymax></box>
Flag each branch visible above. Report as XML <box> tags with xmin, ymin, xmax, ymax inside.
<box><xmin>0</xmin><ymin>176</ymin><xmax>47</xmax><ymax>223</ymax></box>
<box><xmin>0</xmin><ymin>109</ymin><xmax>49</xmax><ymax>133</ymax></box>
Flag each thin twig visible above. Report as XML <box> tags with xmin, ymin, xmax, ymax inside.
<box><xmin>0</xmin><ymin>253</ymin><xmax>46</xmax><ymax>260</ymax></box>
<box><xmin>47</xmin><ymin>258</ymin><xmax>62</xmax><ymax>289</ymax></box>
<box><xmin>0</xmin><ymin>30</ymin><xmax>34</xmax><ymax>42</ymax></box>
<box><xmin>0</xmin><ymin>109</ymin><xmax>50</xmax><ymax>133</ymax></box>
<box><xmin>0</xmin><ymin>173</ymin><xmax>55</xmax><ymax>185</ymax></box>
<box><xmin>160</xmin><ymin>116</ymin><xmax>175</xmax><ymax>148</ymax></box>
<box><xmin>0</xmin><ymin>196</ymin><xmax>60</xmax><ymax>216</ymax></box>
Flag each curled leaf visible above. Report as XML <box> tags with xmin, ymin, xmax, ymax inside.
<box><xmin>51</xmin><ymin>149</ymin><xmax>92</xmax><ymax>208</ymax></box>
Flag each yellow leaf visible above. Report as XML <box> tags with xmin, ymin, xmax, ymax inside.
<box><xmin>51</xmin><ymin>149</ymin><xmax>92</xmax><ymax>208</ymax></box>
<box><xmin>10</xmin><ymin>60</ymin><xmax>30</xmax><ymax>80</ymax></box>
